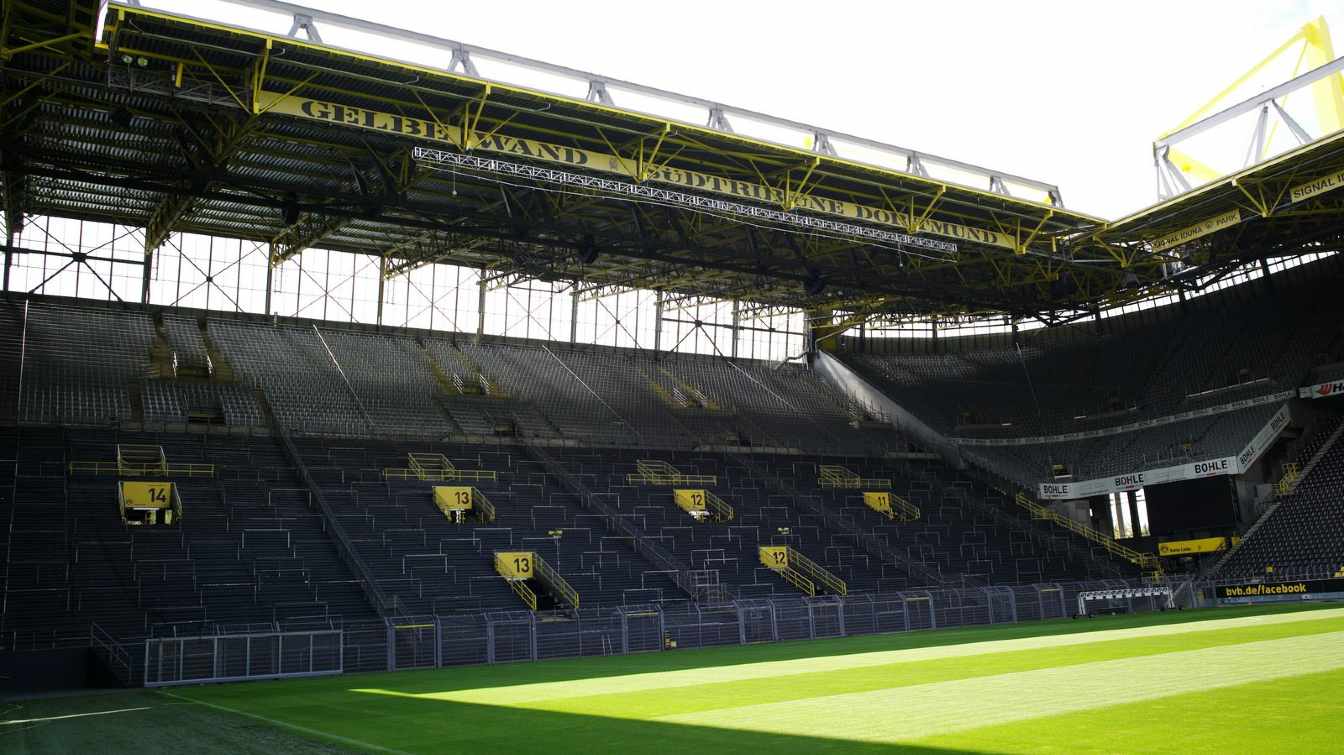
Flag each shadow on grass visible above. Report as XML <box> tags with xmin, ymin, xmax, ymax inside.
<box><xmin>187</xmin><ymin>684</ymin><xmax>979</xmax><ymax>754</ymax></box>
<box><xmin>204</xmin><ymin>602</ymin><xmax>1335</xmax><ymax>699</ymax></box>
<box><xmin>162</xmin><ymin>604</ymin><xmax>1341</xmax><ymax>754</ymax></box>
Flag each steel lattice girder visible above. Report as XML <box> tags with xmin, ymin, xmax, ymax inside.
<box><xmin>3</xmin><ymin>0</ymin><xmax>1344</xmax><ymax>323</ymax></box>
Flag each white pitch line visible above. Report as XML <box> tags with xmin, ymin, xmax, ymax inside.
<box><xmin>658</xmin><ymin>629</ymin><xmax>1344</xmax><ymax>742</ymax></box>
<box><xmin>392</xmin><ymin>607</ymin><xmax>1344</xmax><ymax>706</ymax></box>
<box><xmin>0</xmin><ymin>706</ymin><xmax>152</xmax><ymax>725</ymax></box>
<box><xmin>159</xmin><ymin>690</ymin><xmax>418</xmax><ymax>755</ymax></box>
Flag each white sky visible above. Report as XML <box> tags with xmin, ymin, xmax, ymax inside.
<box><xmin>159</xmin><ymin>0</ymin><xmax>1344</xmax><ymax>219</ymax></box>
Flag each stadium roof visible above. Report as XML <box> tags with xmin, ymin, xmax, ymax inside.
<box><xmin>3</xmin><ymin>0</ymin><xmax>1343</xmax><ymax>323</ymax></box>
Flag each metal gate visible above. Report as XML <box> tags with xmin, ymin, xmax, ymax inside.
<box><xmin>617</xmin><ymin>605</ymin><xmax>664</xmax><ymax>653</ymax></box>
<box><xmin>387</xmin><ymin>616</ymin><xmax>439</xmax><ymax>670</ymax></box>
<box><xmin>808</xmin><ymin>596</ymin><xmax>846</xmax><ymax>638</ymax></box>
<box><xmin>486</xmin><ymin>611</ymin><xmax>536</xmax><ymax>663</ymax></box>
<box><xmin>985</xmin><ymin>586</ymin><xmax>1018</xmax><ymax>624</ymax></box>
<box><xmin>737</xmin><ymin>599</ymin><xmax>777</xmax><ymax>644</ymax></box>
<box><xmin>901</xmin><ymin>592</ymin><xmax>937</xmax><ymax>630</ymax></box>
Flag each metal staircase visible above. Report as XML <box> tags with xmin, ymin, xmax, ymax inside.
<box><xmin>736</xmin><ymin>454</ymin><xmax>949</xmax><ymax>588</ymax></box>
<box><xmin>759</xmin><ymin>546</ymin><xmax>848</xmax><ymax>596</ymax></box>
<box><xmin>522</xmin><ymin>442</ymin><xmax>731</xmax><ymax>603</ymax></box>
<box><xmin>1013</xmin><ymin>492</ymin><xmax>1163</xmax><ymax>580</ymax></box>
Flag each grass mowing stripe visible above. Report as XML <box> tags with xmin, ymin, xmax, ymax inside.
<box><xmin>182</xmin><ymin>604</ymin><xmax>1333</xmax><ymax>707</ymax></box>
<box><xmin>916</xmin><ymin>667</ymin><xmax>1344</xmax><ymax>754</ymax></box>
<box><xmin>21</xmin><ymin>607</ymin><xmax>1340</xmax><ymax>754</ymax></box>
<box><xmin>158</xmin><ymin>690</ymin><xmax>412</xmax><ymax>755</ymax></box>
<box><xmin>488</xmin><ymin>614</ymin><xmax>1344</xmax><ymax>717</ymax></box>
<box><xmin>333</xmin><ymin>609</ymin><xmax>1344</xmax><ymax>711</ymax></box>
<box><xmin>656</xmin><ymin>629</ymin><xmax>1344</xmax><ymax>742</ymax></box>
<box><xmin>455</xmin><ymin>607</ymin><xmax>1344</xmax><ymax>703</ymax></box>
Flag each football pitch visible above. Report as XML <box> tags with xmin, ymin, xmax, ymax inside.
<box><xmin>5</xmin><ymin>603</ymin><xmax>1344</xmax><ymax>753</ymax></box>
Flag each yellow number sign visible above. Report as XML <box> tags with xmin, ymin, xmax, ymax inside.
<box><xmin>495</xmin><ymin>551</ymin><xmax>534</xmax><ymax>579</ymax></box>
<box><xmin>121</xmin><ymin>481</ymin><xmax>173</xmax><ymax>509</ymax></box>
<box><xmin>863</xmin><ymin>492</ymin><xmax>893</xmax><ymax>515</ymax></box>
<box><xmin>674</xmin><ymin>489</ymin><xmax>707</xmax><ymax>513</ymax></box>
<box><xmin>759</xmin><ymin>546</ymin><xmax>789</xmax><ymax>570</ymax></box>
<box><xmin>434</xmin><ymin>486</ymin><xmax>473</xmax><ymax>512</ymax></box>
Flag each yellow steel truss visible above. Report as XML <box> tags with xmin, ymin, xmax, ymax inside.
<box><xmin>1162</xmin><ymin>16</ymin><xmax>1344</xmax><ymax>188</ymax></box>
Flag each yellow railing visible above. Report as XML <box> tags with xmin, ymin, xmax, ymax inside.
<box><xmin>432</xmin><ymin>486</ymin><xmax>496</xmax><ymax>523</ymax></box>
<box><xmin>817</xmin><ymin>464</ymin><xmax>891</xmax><ymax>489</ymax></box>
<box><xmin>628</xmin><ymin>471</ymin><xmax>719</xmax><ymax>485</ymax></box>
<box><xmin>1277</xmin><ymin>463</ymin><xmax>1300</xmax><ymax>496</ymax></box>
<box><xmin>117</xmin><ymin>444</ymin><xmax>166</xmax><ymax>476</ymax></box>
<box><xmin>787</xmin><ymin>548</ymin><xmax>847</xmax><ymax>596</ymax></box>
<box><xmin>703</xmin><ymin>490</ymin><xmax>734</xmax><ymax>522</ymax></box>
<box><xmin>382</xmin><ymin>467</ymin><xmax>497</xmax><ymax>482</ymax></box>
<box><xmin>385</xmin><ymin>452</ymin><xmax>496</xmax><ymax>482</ymax></box>
<box><xmin>626</xmin><ymin>459</ymin><xmax>717</xmax><ymax>486</ymax></box>
<box><xmin>472</xmin><ymin>489</ymin><xmax>497</xmax><ymax>523</ymax></box>
<box><xmin>889</xmin><ymin>494</ymin><xmax>921</xmax><ymax>522</ymax></box>
<box><xmin>675</xmin><ymin>489</ymin><xmax>735</xmax><ymax>522</ymax></box>
<box><xmin>760</xmin><ymin>546</ymin><xmax>847</xmax><ymax>596</ymax></box>
<box><xmin>69</xmin><ymin>461</ymin><xmax>215</xmax><ymax>478</ymax></box>
<box><xmin>818</xmin><ymin>464</ymin><xmax>850</xmax><ymax>486</ymax></box>
<box><xmin>648</xmin><ymin>380</ymin><xmax>684</xmax><ymax>409</ymax></box>
<box><xmin>408</xmin><ymin>452</ymin><xmax>449</xmax><ymax>477</ymax></box>
<box><xmin>1014</xmin><ymin>492</ymin><xmax>1162</xmax><ymax>578</ymax></box>
<box><xmin>70</xmin><ymin>461</ymin><xmax>123</xmax><ymax>476</ymax></box>
<box><xmin>495</xmin><ymin>551</ymin><xmax>578</xmax><ymax>611</ymax></box>
<box><xmin>508</xmin><ymin>579</ymin><xmax>538</xmax><ymax>610</ymax></box>
<box><xmin>534</xmin><ymin>554</ymin><xmax>580</xmax><ymax>610</ymax></box>
<box><xmin>655</xmin><ymin>367</ymin><xmax>719</xmax><ymax>411</ymax></box>
<box><xmin>862</xmin><ymin>491</ymin><xmax>920</xmax><ymax>522</ymax></box>
<box><xmin>426</xmin><ymin>354</ymin><xmax>461</xmax><ymax>395</ymax></box>
<box><xmin>778</xmin><ymin>566</ymin><xmax>816</xmax><ymax>596</ymax></box>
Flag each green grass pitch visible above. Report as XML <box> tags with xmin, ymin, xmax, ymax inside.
<box><xmin>5</xmin><ymin>603</ymin><xmax>1344</xmax><ymax>753</ymax></box>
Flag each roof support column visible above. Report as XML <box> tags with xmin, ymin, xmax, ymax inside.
<box><xmin>807</xmin><ymin>307</ymin><xmax>836</xmax><ymax>354</ymax></box>
<box><xmin>569</xmin><ymin>287</ymin><xmax>579</xmax><ymax>344</ymax></box>
<box><xmin>476</xmin><ymin>268</ymin><xmax>486</xmax><ymax>339</ymax></box>
<box><xmin>730</xmin><ymin>299</ymin><xmax>739</xmax><ymax>358</ymax></box>
<box><xmin>139</xmin><ymin>249</ymin><xmax>151</xmax><ymax>304</ymax></box>
<box><xmin>653</xmin><ymin>291</ymin><xmax>662</xmax><ymax>352</ymax></box>
<box><xmin>264</xmin><ymin>250</ymin><xmax>275</xmax><ymax>316</ymax></box>
<box><xmin>1259</xmin><ymin>256</ymin><xmax>1276</xmax><ymax>297</ymax></box>
<box><xmin>376</xmin><ymin>254</ymin><xmax>387</xmax><ymax>326</ymax></box>
<box><xmin>2</xmin><ymin>227</ymin><xmax>12</xmax><ymax>292</ymax></box>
